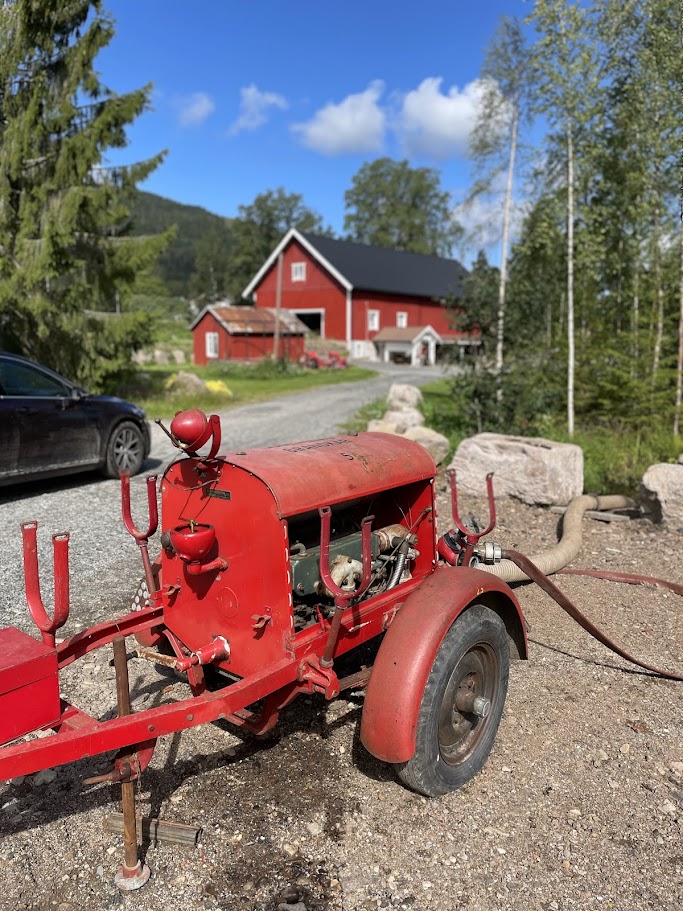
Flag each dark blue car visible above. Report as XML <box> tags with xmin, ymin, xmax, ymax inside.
<box><xmin>0</xmin><ymin>352</ymin><xmax>150</xmax><ymax>486</ymax></box>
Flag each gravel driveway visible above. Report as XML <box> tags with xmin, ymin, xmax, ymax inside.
<box><xmin>0</xmin><ymin>365</ymin><xmax>681</xmax><ymax>911</ymax></box>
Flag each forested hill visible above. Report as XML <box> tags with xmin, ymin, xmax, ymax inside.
<box><xmin>129</xmin><ymin>191</ymin><xmax>228</xmax><ymax>296</ymax></box>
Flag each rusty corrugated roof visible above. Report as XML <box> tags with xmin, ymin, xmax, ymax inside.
<box><xmin>210</xmin><ymin>305</ymin><xmax>307</xmax><ymax>335</ymax></box>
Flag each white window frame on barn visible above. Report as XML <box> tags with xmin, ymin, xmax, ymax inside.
<box><xmin>291</xmin><ymin>262</ymin><xmax>306</xmax><ymax>282</ymax></box>
<box><xmin>396</xmin><ymin>311</ymin><xmax>408</xmax><ymax>329</ymax></box>
<box><xmin>368</xmin><ymin>309</ymin><xmax>380</xmax><ymax>332</ymax></box>
<box><xmin>205</xmin><ymin>331</ymin><xmax>219</xmax><ymax>359</ymax></box>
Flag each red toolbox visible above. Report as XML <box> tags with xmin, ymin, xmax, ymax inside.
<box><xmin>0</xmin><ymin>627</ymin><xmax>60</xmax><ymax>746</ymax></box>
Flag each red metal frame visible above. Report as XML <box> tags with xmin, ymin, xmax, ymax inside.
<box><xmin>0</xmin><ymin>576</ymin><xmax>424</xmax><ymax>781</ymax></box>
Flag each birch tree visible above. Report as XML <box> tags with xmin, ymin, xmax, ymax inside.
<box><xmin>467</xmin><ymin>17</ymin><xmax>531</xmax><ymax>400</ymax></box>
<box><xmin>529</xmin><ymin>0</ymin><xmax>600</xmax><ymax>436</ymax></box>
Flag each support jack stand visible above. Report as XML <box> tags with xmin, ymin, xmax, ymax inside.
<box><xmin>111</xmin><ymin>636</ymin><xmax>151</xmax><ymax>892</ymax></box>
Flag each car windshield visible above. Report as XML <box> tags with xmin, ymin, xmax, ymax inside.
<box><xmin>0</xmin><ymin>360</ymin><xmax>69</xmax><ymax>397</ymax></box>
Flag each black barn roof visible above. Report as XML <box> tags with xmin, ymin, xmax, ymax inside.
<box><xmin>300</xmin><ymin>232</ymin><xmax>467</xmax><ymax>299</ymax></box>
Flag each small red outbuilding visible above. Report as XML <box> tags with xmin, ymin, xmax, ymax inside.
<box><xmin>191</xmin><ymin>304</ymin><xmax>307</xmax><ymax>366</ymax></box>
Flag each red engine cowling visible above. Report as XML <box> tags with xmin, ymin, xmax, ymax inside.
<box><xmin>158</xmin><ymin>432</ymin><xmax>437</xmax><ymax>678</ymax></box>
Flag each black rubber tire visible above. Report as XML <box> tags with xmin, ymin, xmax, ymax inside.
<box><xmin>103</xmin><ymin>420</ymin><xmax>145</xmax><ymax>478</ymax></box>
<box><xmin>395</xmin><ymin>604</ymin><xmax>509</xmax><ymax>797</ymax></box>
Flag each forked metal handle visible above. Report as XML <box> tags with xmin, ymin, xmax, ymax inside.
<box><xmin>21</xmin><ymin>522</ymin><xmax>70</xmax><ymax>647</ymax></box>
<box><xmin>121</xmin><ymin>474</ymin><xmax>158</xmax><ymax>541</ymax></box>
<box><xmin>318</xmin><ymin>507</ymin><xmax>374</xmax><ymax>606</ymax></box>
<box><xmin>447</xmin><ymin>469</ymin><xmax>496</xmax><ymax>543</ymax></box>
<box><xmin>120</xmin><ymin>474</ymin><xmax>159</xmax><ymax>599</ymax></box>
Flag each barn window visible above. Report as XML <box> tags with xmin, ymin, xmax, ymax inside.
<box><xmin>396</xmin><ymin>311</ymin><xmax>408</xmax><ymax>329</ymax></box>
<box><xmin>368</xmin><ymin>310</ymin><xmax>380</xmax><ymax>332</ymax></box>
<box><xmin>205</xmin><ymin>331</ymin><xmax>219</xmax><ymax>359</ymax></box>
<box><xmin>291</xmin><ymin>262</ymin><xmax>306</xmax><ymax>282</ymax></box>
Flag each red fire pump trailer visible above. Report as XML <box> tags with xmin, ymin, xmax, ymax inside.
<box><xmin>0</xmin><ymin>409</ymin><xmax>679</xmax><ymax>889</ymax></box>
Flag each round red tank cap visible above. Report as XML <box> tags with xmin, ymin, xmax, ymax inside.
<box><xmin>170</xmin><ymin>409</ymin><xmax>208</xmax><ymax>449</ymax></box>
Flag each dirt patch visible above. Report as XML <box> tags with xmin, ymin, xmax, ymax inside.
<box><xmin>1</xmin><ymin>480</ymin><xmax>682</xmax><ymax>910</ymax></box>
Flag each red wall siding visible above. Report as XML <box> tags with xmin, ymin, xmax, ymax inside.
<box><xmin>252</xmin><ymin>241</ymin><xmax>348</xmax><ymax>339</ymax></box>
<box><xmin>192</xmin><ymin>312</ymin><xmax>305</xmax><ymax>364</ymax></box>
<box><xmin>227</xmin><ymin>334</ymin><xmax>304</xmax><ymax>361</ymax></box>
<box><xmin>193</xmin><ymin>312</ymin><xmax>227</xmax><ymax>366</ymax></box>
<box><xmin>352</xmin><ymin>291</ymin><xmax>464</xmax><ymax>341</ymax></box>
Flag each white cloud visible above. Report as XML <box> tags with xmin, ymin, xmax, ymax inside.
<box><xmin>396</xmin><ymin>77</ymin><xmax>489</xmax><ymax>160</ymax></box>
<box><xmin>228</xmin><ymin>84</ymin><xmax>288</xmax><ymax>135</ymax></box>
<box><xmin>292</xmin><ymin>81</ymin><xmax>386</xmax><ymax>156</ymax></box>
<box><xmin>177</xmin><ymin>92</ymin><xmax>215</xmax><ymax>128</ymax></box>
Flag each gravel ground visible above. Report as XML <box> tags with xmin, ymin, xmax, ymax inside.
<box><xmin>0</xmin><ymin>374</ymin><xmax>681</xmax><ymax>911</ymax></box>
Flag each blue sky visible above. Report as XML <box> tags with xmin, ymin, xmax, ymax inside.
<box><xmin>100</xmin><ymin>1</ymin><xmax>536</xmax><ymax>262</ymax></box>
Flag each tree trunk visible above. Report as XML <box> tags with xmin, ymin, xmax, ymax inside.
<box><xmin>631</xmin><ymin>259</ymin><xmax>639</xmax><ymax>377</ymax></box>
<box><xmin>651</xmin><ymin>182</ymin><xmax>664</xmax><ymax>383</ymax></box>
<box><xmin>651</xmin><ymin>118</ymin><xmax>664</xmax><ymax>383</ymax></box>
<box><xmin>674</xmin><ymin>220</ymin><xmax>683</xmax><ymax>436</ymax></box>
<box><xmin>567</xmin><ymin>122</ymin><xmax>575</xmax><ymax>437</ymax></box>
<box><xmin>495</xmin><ymin>101</ymin><xmax>519</xmax><ymax>402</ymax></box>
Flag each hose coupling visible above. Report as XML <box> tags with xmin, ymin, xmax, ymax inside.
<box><xmin>473</xmin><ymin>542</ymin><xmax>502</xmax><ymax>565</ymax></box>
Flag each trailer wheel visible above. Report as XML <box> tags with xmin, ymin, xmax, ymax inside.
<box><xmin>395</xmin><ymin>604</ymin><xmax>509</xmax><ymax>797</ymax></box>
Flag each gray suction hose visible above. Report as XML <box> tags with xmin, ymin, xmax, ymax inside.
<box><xmin>479</xmin><ymin>494</ymin><xmax>635</xmax><ymax>583</ymax></box>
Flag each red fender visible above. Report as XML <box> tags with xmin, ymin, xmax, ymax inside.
<box><xmin>360</xmin><ymin>565</ymin><xmax>527</xmax><ymax>764</ymax></box>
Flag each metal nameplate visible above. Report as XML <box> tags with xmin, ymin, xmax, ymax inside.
<box><xmin>207</xmin><ymin>489</ymin><xmax>231</xmax><ymax>500</ymax></box>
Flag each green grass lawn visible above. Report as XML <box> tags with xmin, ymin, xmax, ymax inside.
<box><xmin>131</xmin><ymin>361</ymin><xmax>376</xmax><ymax>421</ymax></box>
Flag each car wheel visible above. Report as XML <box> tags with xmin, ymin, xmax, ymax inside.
<box><xmin>395</xmin><ymin>604</ymin><xmax>509</xmax><ymax>797</ymax></box>
<box><xmin>103</xmin><ymin>420</ymin><xmax>145</xmax><ymax>478</ymax></box>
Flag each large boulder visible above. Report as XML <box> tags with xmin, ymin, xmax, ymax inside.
<box><xmin>164</xmin><ymin>370</ymin><xmax>208</xmax><ymax>396</ymax></box>
<box><xmin>381</xmin><ymin>408</ymin><xmax>425</xmax><ymax>433</ymax></box>
<box><xmin>641</xmin><ymin>463</ymin><xmax>683</xmax><ymax>529</ymax></box>
<box><xmin>449</xmin><ymin>433</ymin><xmax>584</xmax><ymax>506</ymax></box>
<box><xmin>386</xmin><ymin>383</ymin><xmax>423</xmax><ymax>411</ymax></box>
<box><xmin>367</xmin><ymin>420</ymin><xmax>402</xmax><ymax>435</ymax></box>
<box><xmin>403</xmin><ymin>426</ymin><xmax>450</xmax><ymax>466</ymax></box>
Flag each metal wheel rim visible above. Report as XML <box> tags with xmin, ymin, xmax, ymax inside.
<box><xmin>438</xmin><ymin>642</ymin><xmax>498</xmax><ymax>767</ymax></box>
<box><xmin>112</xmin><ymin>426</ymin><xmax>142</xmax><ymax>474</ymax></box>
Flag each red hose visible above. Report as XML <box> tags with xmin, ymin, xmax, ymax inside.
<box><xmin>502</xmin><ymin>549</ymin><xmax>683</xmax><ymax>682</ymax></box>
<box><xmin>559</xmin><ymin>568</ymin><xmax>683</xmax><ymax>597</ymax></box>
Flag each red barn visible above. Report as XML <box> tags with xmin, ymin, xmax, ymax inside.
<box><xmin>242</xmin><ymin>230</ymin><xmax>472</xmax><ymax>365</ymax></box>
<box><xmin>191</xmin><ymin>304</ymin><xmax>307</xmax><ymax>366</ymax></box>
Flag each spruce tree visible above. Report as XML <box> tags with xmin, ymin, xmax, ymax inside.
<box><xmin>0</xmin><ymin>0</ymin><xmax>171</xmax><ymax>387</ymax></box>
